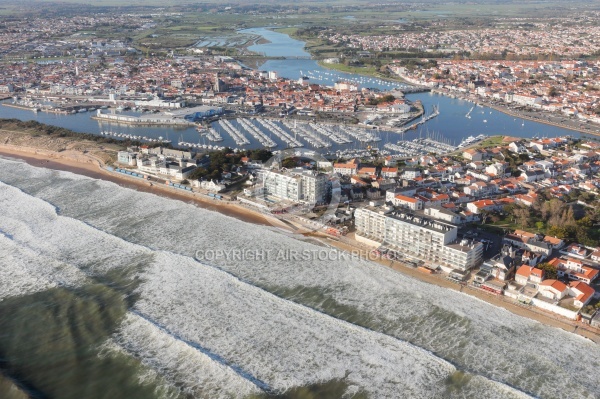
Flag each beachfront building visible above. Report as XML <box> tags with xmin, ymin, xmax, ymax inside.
<box><xmin>354</xmin><ymin>207</ymin><xmax>389</xmax><ymax>245</ymax></box>
<box><xmin>259</xmin><ymin>170</ymin><xmax>302</xmax><ymax>201</ymax></box>
<box><xmin>355</xmin><ymin>208</ymin><xmax>483</xmax><ymax>271</ymax></box>
<box><xmin>548</xmin><ymin>257</ymin><xmax>599</xmax><ymax>285</ymax></box>
<box><xmin>256</xmin><ymin>168</ymin><xmax>328</xmax><ymax>203</ymax></box>
<box><xmin>134</xmin><ymin>151</ymin><xmax>199</xmax><ymax>181</ymax></box>
<box><xmin>299</xmin><ymin>170</ymin><xmax>329</xmax><ymax>204</ymax></box>
<box><xmin>117</xmin><ymin>151</ymin><xmax>137</xmax><ymax>166</ymax></box>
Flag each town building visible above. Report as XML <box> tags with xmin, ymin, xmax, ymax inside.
<box><xmin>256</xmin><ymin>168</ymin><xmax>328</xmax><ymax>203</ymax></box>
<box><xmin>355</xmin><ymin>207</ymin><xmax>483</xmax><ymax>271</ymax></box>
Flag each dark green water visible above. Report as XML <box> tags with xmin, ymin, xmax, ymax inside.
<box><xmin>0</xmin><ymin>270</ymin><xmax>177</xmax><ymax>399</ymax></box>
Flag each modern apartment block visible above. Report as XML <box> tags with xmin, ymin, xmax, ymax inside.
<box><xmin>257</xmin><ymin>168</ymin><xmax>328</xmax><ymax>203</ymax></box>
<box><xmin>355</xmin><ymin>207</ymin><xmax>483</xmax><ymax>271</ymax></box>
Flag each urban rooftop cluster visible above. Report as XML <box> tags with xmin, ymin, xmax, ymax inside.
<box><xmin>391</xmin><ymin>59</ymin><xmax>600</xmax><ymax>125</ymax></box>
<box><xmin>0</xmin><ymin>13</ymin><xmax>154</xmax><ymax>60</ymax></box>
<box><xmin>322</xmin><ymin>15</ymin><xmax>600</xmax><ymax>58</ymax></box>
<box><xmin>0</xmin><ymin>56</ymin><xmax>401</xmax><ymax>115</ymax></box>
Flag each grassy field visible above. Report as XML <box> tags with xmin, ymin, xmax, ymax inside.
<box><xmin>474</xmin><ymin>135</ymin><xmax>507</xmax><ymax>149</ymax></box>
<box><xmin>273</xmin><ymin>27</ymin><xmax>299</xmax><ymax>36</ymax></box>
<box><xmin>317</xmin><ymin>61</ymin><xmax>378</xmax><ymax>75</ymax></box>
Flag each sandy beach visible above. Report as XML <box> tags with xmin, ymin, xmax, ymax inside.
<box><xmin>0</xmin><ymin>143</ymin><xmax>289</xmax><ymax>229</ymax></box>
<box><xmin>1</xmin><ymin>143</ymin><xmax>599</xmax><ymax>343</ymax></box>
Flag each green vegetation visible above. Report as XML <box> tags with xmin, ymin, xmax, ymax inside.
<box><xmin>0</xmin><ymin>118</ymin><xmax>151</xmax><ymax>149</ymax></box>
<box><xmin>536</xmin><ymin>262</ymin><xmax>558</xmax><ymax>280</ymax></box>
<box><xmin>495</xmin><ymin>196</ymin><xmax>600</xmax><ymax>247</ymax></box>
<box><xmin>474</xmin><ymin>135</ymin><xmax>506</xmax><ymax>149</ymax></box>
<box><xmin>188</xmin><ymin>148</ymin><xmax>272</xmax><ymax>181</ymax></box>
<box><xmin>318</xmin><ymin>61</ymin><xmax>378</xmax><ymax>75</ymax></box>
<box><xmin>273</xmin><ymin>27</ymin><xmax>299</xmax><ymax>36</ymax></box>
<box><xmin>367</xmin><ymin>94</ymin><xmax>396</xmax><ymax>106</ymax></box>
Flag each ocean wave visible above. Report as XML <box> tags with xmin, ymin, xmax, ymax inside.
<box><xmin>111</xmin><ymin>312</ymin><xmax>263</xmax><ymax>399</ymax></box>
<box><xmin>0</xmin><ymin>158</ymin><xmax>597</xmax><ymax>398</ymax></box>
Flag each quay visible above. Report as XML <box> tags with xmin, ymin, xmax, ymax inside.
<box><xmin>92</xmin><ymin>113</ymin><xmax>195</xmax><ymax>127</ymax></box>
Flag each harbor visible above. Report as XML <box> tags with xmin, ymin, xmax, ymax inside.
<box><xmin>383</xmin><ymin>136</ymin><xmax>458</xmax><ymax>158</ymax></box>
<box><xmin>0</xmin><ymin>27</ymin><xmax>597</xmax><ymax>154</ymax></box>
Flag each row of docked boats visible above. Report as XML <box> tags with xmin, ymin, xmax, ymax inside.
<box><xmin>218</xmin><ymin>119</ymin><xmax>251</xmax><ymax>146</ymax></box>
<box><xmin>281</xmin><ymin>120</ymin><xmax>331</xmax><ymax>148</ymax></box>
<box><xmin>457</xmin><ymin>134</ymin><xmax>487</xmax><ymax>148</ymax></box>
<box><xmin>100</xmin><ymin>131</ymin><xmax>171</xmax><ymax>143</ymax></box>
<box><xmin>383</xmin><ymin>137</ymin><xmax>458</xmax><ymax>157</ymax></box>
<box><xmin>205</xmin><ymin>127</ymin><xmax>224</xmax><ymax>142</ymax></box>
<box><xmin>254</xmin><ymin>118</ymin><xmax>303</xmax><ymax>148</ymax></box>
<box><xmin>177</xmin><ymin>141</ymin><xmax>228</xmax><ymax>151</ymax></box>
<box><xmin>236</xmin><ymin>118</ymin><xmax>277</xmax><ymax>148</ymax></box>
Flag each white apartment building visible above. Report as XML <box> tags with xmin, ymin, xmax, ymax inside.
<box><xmin>117</xmin><ymin>151</ymin><xmax>137</xmax><ymax>166</ymax></box>
<box><xmin>257</xmin><ymin>169</ymin><xmax>328</xmax><ymax>203</ymax></box>
<box><xmin>354</xmin><ymin>207</ymin><xmax>388</xmax><ymax>243</ymax></box>
<box><xmin>355</xmin><ymin>208</ymin><xmax>483</xmax><ymax>271</ymax></box>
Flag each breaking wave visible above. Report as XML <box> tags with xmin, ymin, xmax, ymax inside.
<box><xmin>1</xmin><ymin>156</ymin><xmax>598</xmax><ymax>398</ymax></box>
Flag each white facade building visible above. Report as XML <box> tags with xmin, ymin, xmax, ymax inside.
<box><xmin>355</xmin><ymin>208</ymin><xmax>483</xmax><ymax>271</ymax></box>
<box><xmin>256</xmin><ymin>169</ymin><xmax>328</xmax><ymax>203</ymax></box>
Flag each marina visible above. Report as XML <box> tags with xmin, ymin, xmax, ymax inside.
<box><xmin>383</xmin><ymin>137</ymin><xmax>458</xmax><ymax>158</ymax></box>
<box><xmin>218</xmin><ymin>119</ymin><xmax>251</xmax><ymax>146</ymax></box>
<box><xmin>396</xmin><ymin>105</ymin><xmax>440</xmax><ymax>134</ymax></box>
<box><xmin>254</xmin><ymin>118</ymin><xmax>303</xmax><ymax>148</ymax></box>
<box><xmin>0</xmin><ymin>29</ymin><xmax>596</xmax><ymax>155</ymax></box>
<box><xmin>235</xmin><ymin>118</ymin><xmax>277</xmax><ymax>148</ymax></box>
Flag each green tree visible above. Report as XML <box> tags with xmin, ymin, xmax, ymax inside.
<box><xmin>547</xmin><ymin>225</ymin><xmax>568</xmax><ymax>239</ymax></box>
<box><xmin>576</xmin><ymin>216</ymin><xmax>593</xmax><ymax>228</ymax></box>
<box><xmin>537</xmin><ymin>262</ymin><xmax>557</xmax><ymax>280</ymax></box>
<box><xmin>282</xmin><ymin>158</ymin><xmax>298</xmax><ymax>168</ymax></box>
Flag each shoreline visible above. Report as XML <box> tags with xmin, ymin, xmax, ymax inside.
<box><xmin>429</xmin><ymin>88</ymin><xmax>600</xmax><ymax>138</ymax></box>
<box><xmin>0</xmin><ymin>144</ymin><xmax>289</xmax><ymax>230</ymax></box>
<box><xmin>0</xmin><ymin>144</ymin><xmax>599</xmax><ymax>343</ymax></box>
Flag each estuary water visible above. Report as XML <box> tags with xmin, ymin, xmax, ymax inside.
<box><xmin>1</xmin><ymin>156</ymin><xmax>600</xmax><ymax>398</ymax></box>
<box><xmin>245</xmin><ymin>27</ymin><xmax>587</xmax><ymax>142</ymax></box>
<box><xmin>0</xmin><ymin>27</ymin><xmax>592</xmax><ymax>153</ymax></box>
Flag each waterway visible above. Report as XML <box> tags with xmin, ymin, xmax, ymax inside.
<box><xmin>245</xmin><ymin>27</ymin><xmax>594</xmax><ymax>143</ymax></box>
<box><xmin>0</xmin><ymin>27</ymin><xmax>596</xmax><ymax>153</ymax></box>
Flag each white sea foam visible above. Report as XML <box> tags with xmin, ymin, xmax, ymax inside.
<box><xmin>0</xmin><ymin>181</ymin><xmax>153</xmax><ymax>277</ymax></box>
<box><xmin>112</xmin><ymin>312</ymin><xmax>262</xmax><ymax>399</ymax></box>
<box><xmin>133</xmin><ymin>251</ymin><xmax>459</xmax><ymax>398</ymax></box>
<box><xmin>1</xmin><ymin>158</ymin><xmax>599</xmax><ymax>398</ymax></box>
<box><xmin>0</xmin><ymin>234</ymin><xmax>74</xmax><ymax>300</ymax></box>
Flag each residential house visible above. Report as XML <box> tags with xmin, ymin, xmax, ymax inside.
<box><xmin>515</xmin><ymin>265</ymin><xmax>545</xmax><ymax>287</ymax></box>
<box><xmin>333</xmin><ymin>158</ymin><xmax>360</xmax><ymax>176</ymax></box>
<box><xmin>463</xmin><ymin>149</ymin><xmax>483</xmax><ymax>161</ymax></box>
